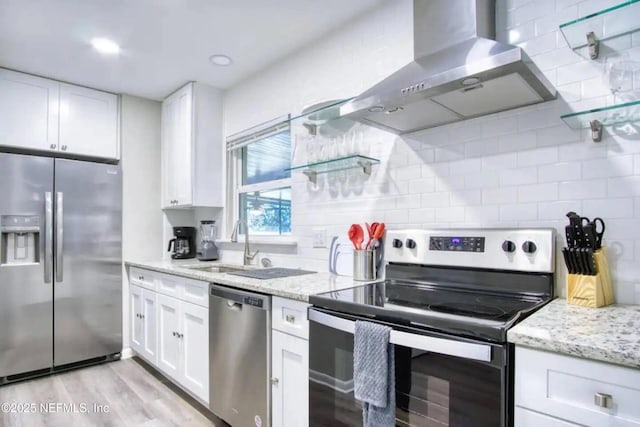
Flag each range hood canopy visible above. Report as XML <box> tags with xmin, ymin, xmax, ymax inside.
<box><xmin>340</xmin><ymin>0</ymin><xmax>556</xmax><ymax>135</ymax></box>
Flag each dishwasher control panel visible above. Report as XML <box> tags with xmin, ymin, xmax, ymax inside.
<box><xmin>243</xmin><ymin>296</ymin><xmax>264</xmax><ymax>308</ymax></box>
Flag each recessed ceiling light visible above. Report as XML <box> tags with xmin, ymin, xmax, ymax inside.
<box><xmin>209</xmin><ymin>54</ymin><xmax>233</xmax><ymax>66</ymax></box>
<box><xmin>91</xmin><ymin>38</ymin><xmax>120</xmax><ymax>55</ymax></box>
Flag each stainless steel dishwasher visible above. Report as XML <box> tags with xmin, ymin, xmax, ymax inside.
<box><xmin>209</xmin><ymin>284</ymin><xmax>271</xmax><ymax>427</ymax></box>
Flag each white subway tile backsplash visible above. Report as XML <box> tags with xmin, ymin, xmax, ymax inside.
<box><xmin>221</xmin><ymin>0</ymin><xmax>640</xmax><ymax>304</ymax></box>
<box><xmin>517</xmin><ymin>146</ymin><xmax>559</xmax><ymax>167</ymax></box>
<box><xmin>500</xmin><ymin>166</ymin><xmax>538</xmax><ymax>186</ymax></box>
<box><xmin>436</xmin><ymin>206</ymin><xmax>466</xmax><ymax>222</ymax></box>
<box><xmin>578</xmin><ymin>0</ymin><xmax>624</xmax><ymax>17</ymax></box>
<box><xmin>608</xmin><ymin>176</ymin><xmax>640</xmax><ymax>197</ymax></box>
<box><xmin>518</xmin><ymin>182</ymin><xmax>559</xmax><ymax>202</ymax></box>
<box><xmin>582</xmin><ymin>156</ymin><xmax>634</xmax><ymax>179</ymax></box>
<box><xmin>482</xmin><ymin>187</ymin><xmax>519</xmax><ymax>205</ymax></box>
<box><xmin>421</xmin><ymin>192</ymin><xmax>450</xmax><ymax>208</ymax></box>
<box><xmin>558</xmin><ymin>178</ymin><xmax>608</xmax><ymax>199</ymax></box>
<box><xmin>409</xmin><ymin>177</ymin><xmax>436</xmax><ymax>194</ymax></box>
<box><xmin>408</xmin><ymin>208</ymin><xmax>435</xmax><ymax>224</ymax></box>
<box><xmin>538</xmin><ymin>162</ymin><xmax>582</xmax><ymax>183</ymax></box>
<box><xmin>500</xmin><ymin>203</ymin><xmax>539</xmax><ymax>221</ymax></box>
<box><xmin>450</xmin><ymin>190</ymin><xmax>482</xmax><ymax>207</ymax></box>
<box><xmin>537</xmin><ymin>200</ymin><xmax>580</xmax><ymax>220</ymax></box>
<box><xmin>583</xmin><ymin>198</ymin><xmax>634</xmax><ymax>218</ymax></box>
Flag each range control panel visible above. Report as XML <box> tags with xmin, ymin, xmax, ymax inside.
<box><xmin>429</xmin><ymin>236</ymin><xmax>485</xmax><ymax>252</ymax></box>
<box><xmin>384</xmin><ymin>228</ymin><xmax>556</xmax><ymax>273</ymax></box>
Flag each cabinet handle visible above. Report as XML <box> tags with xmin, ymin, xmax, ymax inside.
<box><xmin>140</xmin><ymin>314</ymin><xmax>145</xmax><ymax>319</ymax></box>
<box><xmin>285</xmin><ymin>314</ymin><xmax>296</xmax><ymax>323</ymax></box>
<box><xmin>594</xmin><ymin>392</ymin><xmax>613</xmax><ymax>409</ymax></box>
<box><xmin>61</xmin><ymin>145</ymin><xmax>67</xmax><ymax>151</ymax></box>
<box><xmin>172</xmin><ymin>332</ymin><xmax>177</xmax><ymax>337</ymax></box>
<box><xmin>270</xmin><ymin>377</ymin><xmax>279</xmax><ymax>385</ymax></box>
<box><xmin>50</xmin><ymin>144</ymin><xmax>56</xmax><ymax>149</ymax></box>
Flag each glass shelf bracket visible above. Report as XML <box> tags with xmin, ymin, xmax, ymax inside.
<box><xmin>560</xmin><ymin>99</ymin><xmax>640</xmax><ymax>141</ymax></box>
<box><xmin>286</xmin><ymin>155</ymin><xmax>380</xmax><ymax>184</ymax></box>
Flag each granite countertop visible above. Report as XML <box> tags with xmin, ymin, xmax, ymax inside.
<box><xmin>126</xmin><ymin>259</ymin><xmax>367</xmax><ymax>302</ymax></box>
<box><xmin>508</xmin><ymin>299</ymin><xmax>640</xmax><ymax>369</ymax></box>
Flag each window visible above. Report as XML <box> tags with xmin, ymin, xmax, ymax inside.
<box><xmin>227</xmin><ymin>116</ymin><xmax>292</xmax><ymax>237</ymax></box>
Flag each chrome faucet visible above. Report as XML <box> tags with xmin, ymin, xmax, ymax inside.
<box><xmin>231</xmin><ymin>219</ymin><xmax>258</xmax><ymax>265</ymax></box>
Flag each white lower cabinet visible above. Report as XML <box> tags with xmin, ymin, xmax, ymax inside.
<box><xmin>272</xmin><ymin>330</ymin><xmax>309</xmax><ymax>427</ymax></box>
<box><xmin>129</xmin><ymin>268</ymin><xmax>209</xmax><ymax>405</ymax></box>
<box><xmin>271</xmin><ymin>297</ymin><xmax>310</xmax><ymax>427</ymax></box>
<box><xmin>515</xmin><ymin>346</ymin><xmax>640</xmax><ymax>427</ymax></box>
<box><xmin>130</xmin><ymin>285</ymin><xmax>157</xmax><ymax>364</ymax></box>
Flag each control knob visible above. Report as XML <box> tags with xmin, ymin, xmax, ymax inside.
<box><xmin>392</xmin><ymin>239</ymin><xmax>403</xmax><ymax>248</ymax></box>
<box><xmin>522</xmin><ymin>241</ymin><xmax>537</xmax><ymax>254</ymax></box>
<box><xmin>406</xmin><ymin>239</ymin><xmax>417</xmax><ymax>249</ymax></box>
<box><xmin>502</xmin><ymin>240</ymin><xmax>516</xmax><ymax>253</ymax></box>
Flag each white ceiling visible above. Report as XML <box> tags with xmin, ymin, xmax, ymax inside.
<box><xmin>0</xmin><ymin>0</ymin><xmax>384</xmax><ymax>100</ymax></box>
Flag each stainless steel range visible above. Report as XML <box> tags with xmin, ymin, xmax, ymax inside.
<box><xmin>308</xmin><ymin>228</ymin><xmax>555</xmax><ymax>427</ymax></box>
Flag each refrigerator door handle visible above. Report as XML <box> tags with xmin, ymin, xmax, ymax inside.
<box><xmin>56</xmin><ymin>192</ymin><xmax>63</xmax><ymax>282</ymax></box>
<box><xmin>44</xmin><ymin>192</ymin><xmax>53</xmax><ymax>283</ymax></box>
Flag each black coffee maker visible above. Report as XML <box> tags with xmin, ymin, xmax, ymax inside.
<box><xmin>168</xmin><ymin>227</ymin><xmax>196</xmax><ymax>259</ymax></box>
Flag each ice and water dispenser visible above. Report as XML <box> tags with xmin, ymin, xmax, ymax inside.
<box><xmin>0</xmin><ymin>215</ymin><xmax>40</xmax><ymax>265</ymax></box>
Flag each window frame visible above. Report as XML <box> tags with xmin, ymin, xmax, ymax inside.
<box><xmin>225</xmin><ymin>115</ymin><xmax>293</xmax><ymax>241</ymax></box>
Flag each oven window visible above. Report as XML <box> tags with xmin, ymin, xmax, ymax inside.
<box><xmin>309</xmin><ymin>319</ymin><xmax>504</xmax><ymax>427</ymax></box>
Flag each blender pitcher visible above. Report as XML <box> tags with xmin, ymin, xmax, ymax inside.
<box><xmin>198</xmin><ymin>220</ymin><xmax>219</xmax><ymax>261</ymax></box>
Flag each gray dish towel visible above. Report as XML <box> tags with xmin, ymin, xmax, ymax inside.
<box><xmin>354</xmin><ymin>320</ymin><xmax>395</xmax><ymax>427</ymax></box>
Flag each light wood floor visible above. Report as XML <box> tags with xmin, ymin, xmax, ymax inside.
<box><xmin>0</xmin><ymin>358</ymin><xmax>225</xmax><ymax>427</ymax></box>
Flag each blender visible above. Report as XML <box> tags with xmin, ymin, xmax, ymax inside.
<box><xmin>198</xmin><ymin>220</ymin><xmax>219</xmax><ymax>261</ymax></box>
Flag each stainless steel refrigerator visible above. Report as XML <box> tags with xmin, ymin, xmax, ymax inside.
<box><xmin>0</xmin><ymin>152</ymin><xmax>122</xmax><ymax>382</ymax></box>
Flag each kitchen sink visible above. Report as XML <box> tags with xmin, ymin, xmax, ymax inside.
<box><xmin>183</xmin><ymin>265</ymin><xmax>245</xmax><ymax>273</ymax></box>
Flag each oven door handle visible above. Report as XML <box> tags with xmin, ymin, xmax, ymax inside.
<box><xmin>309</xmin><ymin>309</ymin><xmax>492</xmax><ymax>362</ymax></box>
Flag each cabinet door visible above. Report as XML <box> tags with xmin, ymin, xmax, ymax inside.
<box><xmin>59</xmin><ymin>83</ymin><xmax>118</xmax><ymax>159</ymax></box>
<box><xmin>272</xmin><ymin>331</ymin><xmax>309</xmax><ymax>427</ymax></box>
<box><xmin>130</xmin><ymin>285</ymin><xmax>143</xmax><ymax>355</ymax></box>
<box><xmin>161</xmin><ymin>83</ymin><xmax>193</xmax><ymax>208</ymax></box>
<box><xmin>180</xmin><ymin>301</ymin><xmax>209</xmax><ymax>404</ymax></box>
<box><xmin>0</xmin><ymin>69</ymin><xmax>59</xmax><ymax>152</ymax></box>
<box><xmin>157</xmin><ymin>294</ymin><xmax>181</xmax><ymax>380</ymax></box>
<box><xmin>141</xmin><ymin>289</ymin><xmax>158</xmax><ymax>364</ymax></box>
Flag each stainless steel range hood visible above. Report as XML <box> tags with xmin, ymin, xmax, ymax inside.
<box><xmin>340</xmin><ymin>0</ymin><xmax>556</xmax><ymax>135</ymax></box>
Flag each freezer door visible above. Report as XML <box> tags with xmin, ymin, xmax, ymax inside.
<box><xmin>53</xmin><ymin>158</ymin><xmax>122</xmax><ymax>366</ymax></box>
<box><xmin>0</xmin><ymin>153</ymin><xmax>54</xmax><ymax>378</ymax></box>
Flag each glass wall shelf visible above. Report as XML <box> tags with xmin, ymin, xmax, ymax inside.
<box><xmin>286</xmin><ymin>155</ymin><xmax>380</xmax><ymax>184</ymax></box>
<box><xmin>560</xmin><ymin>99</ymin><xmax>640</xmax><ymax>141</ymax></box>
<box><xmin>290</xmin><ymin>98</ymin><xmax>357</xmax><ymax>136</ymax></box>
<box><xmin>559</xmin><ymin>0</ymin><xmax>640</xmax><ymax>59</ymax></box>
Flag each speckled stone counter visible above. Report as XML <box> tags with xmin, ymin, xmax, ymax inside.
<box><xmin>126</xmin><ymin>259</ymin><xmax>367</xmax><ymax>302</ymax></box>
<box><xmin>508</xmin><ymin>299</ymin><xmax>640</xmax><ymax>368</ymax></box>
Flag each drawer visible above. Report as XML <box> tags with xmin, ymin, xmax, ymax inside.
<box><xmin>272</xmin><ymin>297</ymin><xmax>310</xmax><ymax>339</ymax></box>
<box><xmin>155</xmin><ymin>272</ymin><xmax>208</xmax><ymax>308</ymax></box>
<box><xmin>130</xmin><ymin>267</ymin><xmax>155</xmax><ymax>291</ymax></box>
<box><xmin>180</xmin><ymin>277</ymin><xmax>209</xmax><ymax>308</ymax></box>
<box><xmin>515</xmin><ymin>407</ymin><xmax>581</xmax><ymax>427</ymax></box>
<box><xmin>515</xmin><ymin>347</ymin><xmax>640</xmax><ymax>427</ymax></box>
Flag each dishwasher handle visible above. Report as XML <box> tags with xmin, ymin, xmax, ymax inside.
<box><xmin>210</xmin><ymin>283</ymin><xmax>270</xmax><ymax>310</ymax></box>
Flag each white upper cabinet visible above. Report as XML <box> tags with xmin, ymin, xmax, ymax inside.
<box><xmin>59</xmin><ymin>83</ymin><xmax>119</xmax><ymax>160</ymax></box>
<box><xmin>161</xmin><ymin>82</ymin><xmax>223</xmax><ymax>209</ymax></box>
<box><xmin>0</xmin><ymin>68</ymin><xmax>120</xmax><ymax>160</ymax></box>
<box><xmin>0</xmin><ymin>69</ymin><xmax>59</xmax><ymax>152</ymax></box>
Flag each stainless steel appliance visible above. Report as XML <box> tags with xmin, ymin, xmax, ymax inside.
<box><xmin>167</xmin><ymin>226</ymin><xmax>196</xmax><ymax>259</ymax></box>
<box><xmin>0</xmin><ymin>152</ymin><xmax>122</xmax><ymax>383</ymax></box>
<box><xmin>309</xmin><ymin>228</ymin><xmax>555</xmax><ymax>427</ymax></box>
<box><xmin>209</xmin><ymin>284</ymin><xmax>271</xmax><ymax>427</ymax></box>
<box><xmin>198</xmin><ymin>220</ymin><xmax>219</xmax><ymax>261</ymax></box>
<box><xmin>340</xmin><ymin>0</ymin><xmax>556</xmax><ymax>134</ymax></box>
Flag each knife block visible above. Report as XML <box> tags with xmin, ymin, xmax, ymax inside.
<box><xmin>566</xmin><ymin>248</ymin><xmax>614</xmax><ymax>308</ymax></box>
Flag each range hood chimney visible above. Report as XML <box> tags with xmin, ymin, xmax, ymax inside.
<box><xmin>340</xmin><ymin>0</ymin><xmax>556</xmax><ymax>135</ymax></box>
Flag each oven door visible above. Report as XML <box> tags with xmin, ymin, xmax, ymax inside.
<box><xmin>308</xmin><ymin>307</ymin><xmax>511</xmax><ymax>427</ymax></box>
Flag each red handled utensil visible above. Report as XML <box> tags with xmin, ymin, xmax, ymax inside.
<box><xmin>348</xmin><ymin>224</ymin><xmax>364</xmax><ymax>250</ymax></box>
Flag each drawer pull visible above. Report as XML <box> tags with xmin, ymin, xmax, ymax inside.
<box><xmin>285</xmin><ymin>314</ymin><xmax>296</xmax><ymax>323</ymax></box>
<box><xmin>270</xmin><ymin>377</ymin><xmax>279</xmax><ymax>385</ymax></box>
<box><xmin>594</xmin><ymin>392</ymin><xmax>612</xmax><ymax>409</ymax></box>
